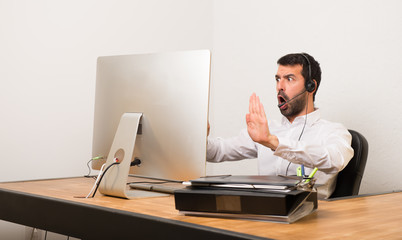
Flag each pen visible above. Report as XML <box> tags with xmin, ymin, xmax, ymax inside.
<box><xmin>297</xmin><ymin>167</ymin><xmax>302</xmax><ymax>177</ymax></box>
<box><xmin>305</xmin><ymin>167</ymin><xmax>318</xmax><ymax>183</ymax></box>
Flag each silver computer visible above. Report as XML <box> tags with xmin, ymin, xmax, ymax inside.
<box><xmin>92</xmin><ymin>50</ymin><xmax>210</xmax><ymax>198</ymax></box>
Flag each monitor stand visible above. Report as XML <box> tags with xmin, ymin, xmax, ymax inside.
<box><xmin>99</xmin><ymin>112</ymin><xmax>167</xmax><ymax>199</ymax></box>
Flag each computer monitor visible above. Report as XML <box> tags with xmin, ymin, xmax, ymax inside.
<box><xmin>91</xmin><ymin>50</ymin><xmax>211</xmax><ymax>198</ymax></box>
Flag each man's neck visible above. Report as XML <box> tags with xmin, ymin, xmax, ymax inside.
<box><xmin>286</xmin><ymin>104</ymin><xmax>315</xmax><ymax>123</ymax></box>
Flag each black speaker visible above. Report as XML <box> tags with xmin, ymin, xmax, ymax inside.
<box><xmin>300</xmin><ymin>53</ymin><xmax>315</xmax><ymax>93</ymax></box>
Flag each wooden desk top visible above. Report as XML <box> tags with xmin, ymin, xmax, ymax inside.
<box><xmin>1</xmin><ymin>177</ymin><xmax>402</xmax><ymax>239</ymax></box>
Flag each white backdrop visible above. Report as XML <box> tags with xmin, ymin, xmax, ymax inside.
<box><xmin>1</xmin><ymin>0</ymin><xmax>401</xmax><ymax>223</ymax></box>
<box><xmin>0</xmin><ymin>0</ymin><xmax>213</xmax><ymax>183</ymax></box>
<box><xmin>207</xmin><ymin>0</ymin><xmax>402</xmax><ymax>195</ymax></box>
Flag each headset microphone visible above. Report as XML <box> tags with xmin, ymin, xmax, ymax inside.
<box><xmin>277</xmin><ymin>89</ymin><xmax>307</xmax><ymax>108</ymax></box>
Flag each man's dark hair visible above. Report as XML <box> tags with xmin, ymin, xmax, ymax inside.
<box><xmin>277</xmin><ymin>53</ymin><xmax>322</xmax><ymax>101</ymax></box>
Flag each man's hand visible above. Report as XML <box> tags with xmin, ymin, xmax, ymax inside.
<box><xmin>246</xmin><ymin>93</ymin><xmax>278</xmax><ymax>151</ymax></box>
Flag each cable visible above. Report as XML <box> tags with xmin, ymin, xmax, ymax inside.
<box><xmin>128</xmin><ymin>174</ymin><xmax>183</xmax><ymax>183</ymax></box>
<box><xmin>285</xmin><ymin>94</ymin><xmax>309</xmax><ymax>176</ymax></box>
<box><xmin>30</xmin><ymin>228</ymin><xmax>36</xmax><ymax>240</ymax></box>
<box><xmin>91</xmin><ymin>161</ymin><xmax>120</xmax><ymax>198</ymax></box>
<box><xmin>86</xmin><ymin>163</ymin><xmax>106</xmax><ymax>198</ymax></box>
<box><xmin>85</xmin><ymin>159</ymin><xmax>94</xmax><ymax>178</ymax></box>
<box><xmin>299</xmin><ymin>95</ymin><xmax>309</xmax><ymax>176</ymax></box>
<box><xmin>85</xmin><ymin>158</ymin><xmax>119</xmax><ymax>198</ymax></box>
<box><xmin>85</xmin><ymin>156</ymin><xmax>104</xmax><ymax>179</ymax></box>
<box><xmin>298</xmin><ymin>95</ymin><xmax>309</xmax><ymax>141</ymax></box>
<box><xmin>127</xmin><ymin>181</ymin><xmax>173</xmax><ymax>185</ymax></box>
<box><xmin>285</xmin><ymin>162</ymin><xmax>292</xmax><ymax>176</ymax></box>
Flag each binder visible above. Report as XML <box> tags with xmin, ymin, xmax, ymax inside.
<box><xmin>188</xmin><ymin>175</ymin><xmax>301</xmax><ymax>191</ymax></box>
<box><xmin>174</xmin><ymin>175</ymin><xmax>317</xmax><ymax>223</ymax></box>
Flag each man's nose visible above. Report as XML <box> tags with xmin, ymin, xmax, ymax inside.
<box><xmin>276</xmin><ymin>79</ymin><xmax>285</xmax><ymax>92</ymax></box>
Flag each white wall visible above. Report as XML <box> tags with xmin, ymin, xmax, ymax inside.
<box><xmin>0</xmin><ymin>0</ymin><xmax>213</xmax><ymax>182</ymax></box>
<box><xmin>0</xmin><ymin>0</ymin><xmax>213</xmax><ymax>237</ymax></box>
<box><xmin>1</xmin><ymin>0</ymin><xmax>402</xmax><ymax>237</ymax></box>
<box><xmin>207</xmin><ymin>0</ymin><xmax>402</xmax><ymax>195</ymax></box>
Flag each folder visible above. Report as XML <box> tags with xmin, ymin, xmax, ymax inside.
<box><xmin>174</xmin><ymin>175</ymin><xmax>317</xmax><ymax>223</ymax></box>
<box><xmin>188</xmin><ymin>175</ymin><xmax>301</xmax><ymax>192</ymax></box>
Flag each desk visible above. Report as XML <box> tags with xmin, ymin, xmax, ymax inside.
<box><xmin>0</xmin><ymin>177</ymin><xmax>401</xmax><ymax>240</ymax></box>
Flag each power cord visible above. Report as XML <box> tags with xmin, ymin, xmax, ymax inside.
<box><xmin>85</xmin><ymin>163</ymin><xmax>106</xmax><ymax>198</ymax></box>
<box><xmin>85</xmin><ymin>156</ymin><xmax>104</xmax><ymax>179</ymax></box>
<box><xmin>285</xmin><ymin>94</ymin><xmax>309</xmax><ymax>176</ymax></box>
<box><xmin>84</xmin><ymin>157</ymin><xmax>143</xmax><ymax>198</ymax></box>
<box><xmin>128</xmin><ymin>174</ymin><xmax>183</xmax><ymax>183</ymax></box>
<box><xmin>85</xmin><ymin>158</ymin><xmax>120</xmax><ymax>198</ymax></box>
<box><xmin>91</xmin><ymin>161</ymin><xmax>120</xmax><ymax>198</ymax></box>
<box><xmin>127</xmin><ymin>181</ymin><xmax>174</xmax><ymax>185</ymax></box>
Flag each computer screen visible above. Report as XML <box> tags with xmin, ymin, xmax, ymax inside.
<box><xmin>91</xmin><ymin>50</ymin><xmax>210</xmax><ymax>198</ymax></box>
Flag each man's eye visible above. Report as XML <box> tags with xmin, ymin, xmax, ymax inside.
<box><xmin>288</xmin><ymin>77</ymin><xmax>294</xmax><ymax>81</ymax></box>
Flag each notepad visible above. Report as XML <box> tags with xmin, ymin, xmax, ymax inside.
<box><xmin>190</xmin><ymin>175</ymin><xmax>301</xmax><ymax>186</ymax></box>
<box><xmin>186</xmin><ymin>175</ymin><xmax>302</xmax><ymax>193</ymax></box>
<box><xmin>203</xmin><ymin>184</ymin><xmax>292</xmax><ymax>193</ymax></box>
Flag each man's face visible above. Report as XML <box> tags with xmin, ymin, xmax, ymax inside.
<box><xmin>275</xmin><ymin>64</ymin><xmax>307</xmax><ymax>119</ymax></box>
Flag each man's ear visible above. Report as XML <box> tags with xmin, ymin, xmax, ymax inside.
<box><xmin>311</xmin><ymin>79</ymin><xmax>318</xmax><ymax>93</ymax></box>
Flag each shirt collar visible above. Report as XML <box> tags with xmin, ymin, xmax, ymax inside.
<box><xmin>281</xmin><ymin>108</ymin><xmax>321</xmax><ymax>127</ymax></box>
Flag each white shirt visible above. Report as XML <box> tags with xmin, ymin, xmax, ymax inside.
<box><xmin>207</xmin><ymin>109</ymin><xmax>354</xmax><ymax>199</ymax></box>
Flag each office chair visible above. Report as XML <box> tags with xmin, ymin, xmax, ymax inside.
<box><xmin>329</xmin><ymin>129</ymin><xmax>368</xmax><ymax>198</ymax></box>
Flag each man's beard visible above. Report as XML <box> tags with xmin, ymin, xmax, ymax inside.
<box><xmin>280</xmin><ymin>92</ymin><xmax>307</xmax><ymax>118</ymax></box>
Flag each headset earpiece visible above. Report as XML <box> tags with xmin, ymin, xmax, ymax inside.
<box><xmin>306</xmin><ymin>79</ymin><xmax>315</xmax><ymax>93</ymax></box>
<box><xmin>300</xmin><ymin>53</ymin><xmax>315</xmax><ymax>93</ymax></box>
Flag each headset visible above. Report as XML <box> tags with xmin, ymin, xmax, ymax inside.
<box><xmin>284</xmin><ymin>53</ymin><xmax>315</xmax><ymax>176</ymax></box>
<box><xmin>299</xmin><ymin>53</ymin><xmax>315</xmax><ymax>93</ymax></box>
<box><xmin>277</xmin><ymin>53</ymin><xmax>316</xmax><ymax>108</ymax></box>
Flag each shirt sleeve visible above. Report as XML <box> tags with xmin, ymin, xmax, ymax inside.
<box><xmin>273</xmin><ymin>123</ymin><xmax>354</xmax><ymax>174</ymax></box>
<box><xmin>207</xmin><ymin>129</ymin><xmax>258</xmax><ymax>163</ymax></box>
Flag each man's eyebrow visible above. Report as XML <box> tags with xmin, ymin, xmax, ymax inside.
<box><xmin>284</xmin><ymin>74</ymin><xmax>296</xmax><ymax>78</ymax></box>
<box><xmin>275</xmin><ymin>74</ymin><xmax>296</xmax><ymax>79</ymax></box>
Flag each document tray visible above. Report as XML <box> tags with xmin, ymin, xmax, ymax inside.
<box><xmin>174</xmin><ymin>187</ymin><xmax>317</xmax><ymax>223</ymax></box>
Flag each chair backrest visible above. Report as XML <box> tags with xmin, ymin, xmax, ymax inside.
<box><xmin>329</xmin><ymin>129</ymin><xmax>368</xmax><ymax>198</ymax></box>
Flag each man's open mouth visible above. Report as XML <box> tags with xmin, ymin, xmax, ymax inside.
<box><xmin>277</xmin><ymin>91</ymin><xmax>289</xmax><ymax>109</ymax></box>
<box><xmin>278</xmin><ymin>95</ymin><xmax>286</xmax><ymax>105</ymax></box>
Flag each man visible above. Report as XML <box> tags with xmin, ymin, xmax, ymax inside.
<box><xmin>207</xmin><ymin>53</ymin><xmax>354</xmax><ymax>199</ymax></box>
